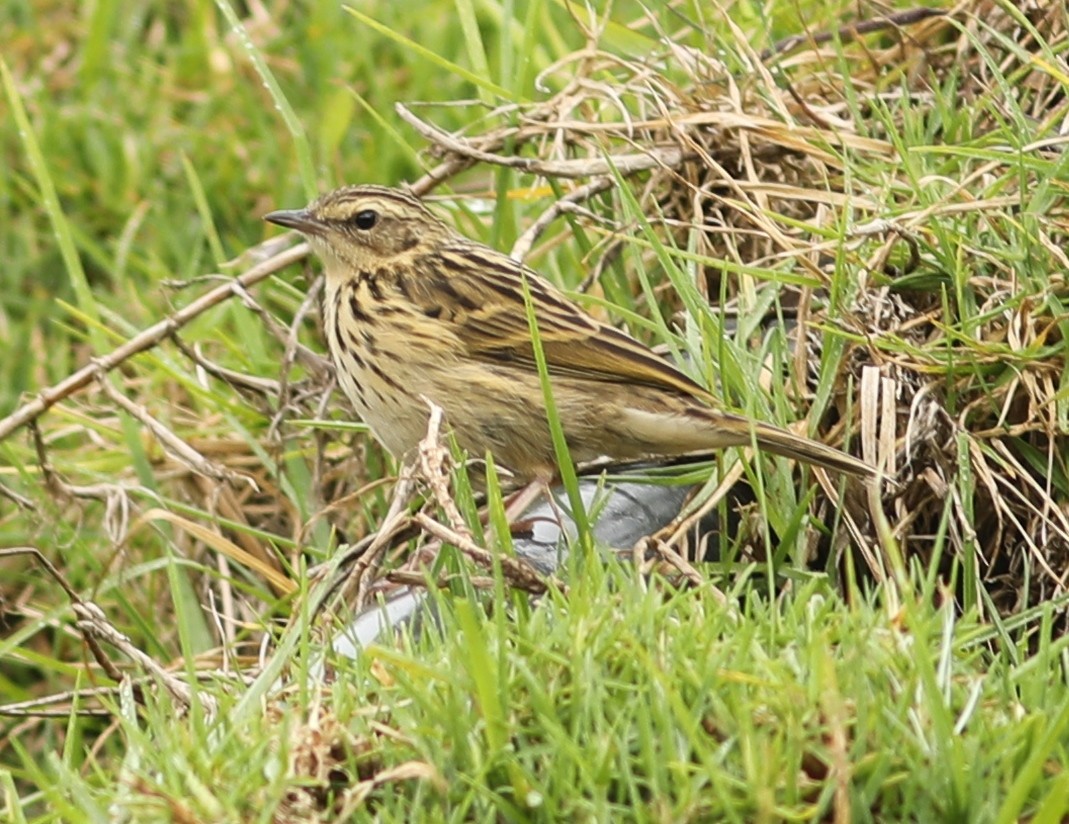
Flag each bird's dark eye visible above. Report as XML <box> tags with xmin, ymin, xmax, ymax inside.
<box><xmin>354</xmin><ymin>210</ymin><xmax>378</xmax><ymax>230</ymax></box>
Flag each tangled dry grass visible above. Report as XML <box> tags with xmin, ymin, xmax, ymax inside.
<box><xmin>399</xmin><ymin>0</ymin><xmax>1069</xmax><ymax>613</ymax></box>
<box><xmin>4</xmin><ymin>2</ymin><xmax>1069</xmax><ymax>818</ymax></box>
<box><xmin>3</xmin><ymin>0</ymin><xmax>1068</xmax><ymax>659</ymax></box>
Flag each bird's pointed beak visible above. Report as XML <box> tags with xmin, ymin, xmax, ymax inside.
<box><xmin>263</xmin><ymin>208</ymin><xmax>323</xmax><ymax>235</ymax></box>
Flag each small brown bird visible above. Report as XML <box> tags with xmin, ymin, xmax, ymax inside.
<box><xmin>265</xmin><ymin>185</ymin><xmax>876</xmax><ymax>484</ymax></box>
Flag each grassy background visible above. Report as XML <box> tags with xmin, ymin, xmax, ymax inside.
<box><xmin>4</xmin><ymin>0</ymin><xmax>1069</xmax><ymax>820</ymax></box>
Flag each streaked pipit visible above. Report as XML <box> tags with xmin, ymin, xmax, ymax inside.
<box><xmin>265</xmin><ymin>185</ymin><xmax>876</xmax><ymax>485</ymax></box>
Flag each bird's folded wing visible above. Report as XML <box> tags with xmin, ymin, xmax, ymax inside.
<box><xmin>436</xmin><ymin>243</ymin><xmax>713</xmax><ymax>402</ymax></box>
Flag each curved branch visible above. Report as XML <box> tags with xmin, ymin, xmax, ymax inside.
<box><xmin>0</xmin><ymin>242</ymin><xmax>309</xmax><ymax>443</ymax></box>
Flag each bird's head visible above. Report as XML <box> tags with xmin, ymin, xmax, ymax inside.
<box><xmin>264</xmin><ymin>185</ymin><xmax>451</xmax><ymax>278</ymax></box>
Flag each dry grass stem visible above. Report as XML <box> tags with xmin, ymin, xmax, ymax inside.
<box><xmin>5</xmin><ymin>3</ymin><xmax>1066</xmax><ymax>699</ymax></box>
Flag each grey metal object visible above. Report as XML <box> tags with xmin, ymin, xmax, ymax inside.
<box><xmin>326</xmin><ymin>476</ymin><xmax>724</xmax><ymax>662</ymax></box>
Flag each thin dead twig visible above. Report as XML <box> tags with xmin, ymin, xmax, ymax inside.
<box><xmin>412</xmin><ymin>513</ymin><xmax>554</xmax><ymax>596</ymax></box>
<box><xmin>0</xmin><ymin>686</ymin><xmax>123</xmax><ymax>718</ymax></box>
<box><xmin>397</xmin><ymin>103</ymin><xmax>694</xmax><ymax>178</ymax></box>
<box><xmin>761</xmin><ymin>7</ymin><xmax>948</xmax><ymax>61</ymax></box>
<box><xmin>0</xmin><ymin>242</ymin><xmax>309</xmax><ymax>443</ymax></box>
<box><xmin>96</xmin><ymin>377</ymin><xmax>253</xmax><ymax>489</ymax></box>
<box><xmin>229</xmin><ymin>277</ymin><xmax>328</xmax><ymax>379</ymax></box>
<box><xmin>417</xmin><ymin>398</ymin><xmax>468</xmax><ymax>536</ymax></box>
<box><xmin>31</xmin><ymin>421</ymin><xmax>133</xmax><ymax>543</ymax></box>
<box><xmin>73</xmin><ymin>600</ymin><xmax>219</xmax><ymax>717</ymax></box>
<box><xmin>327</xmin><ymin>467</ymin><xmax>421</xmax><ymax>613</ymax></box>
<box><xmin>644</xmin><ymin>537</ymin><xmax>706</xmax><ymax>589</ymax></box>
<box><xmin>0</xmin><ymin>482</ymin><xmax>35</xmax><ymax>509</ymax></box>
<box><xmin>271</xmin><ymin>274</ymin><xmax>329</xmax><ymax>443</ymax></box>
<box><xmin>0</xmin><ymin>547</ymin><xmax>215</xmax><ymax>717</ymax></box>
<box><xmin>510</xmin><ymin>178</ymin><xmax>615</xmax><ymax>261</ymax></box>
